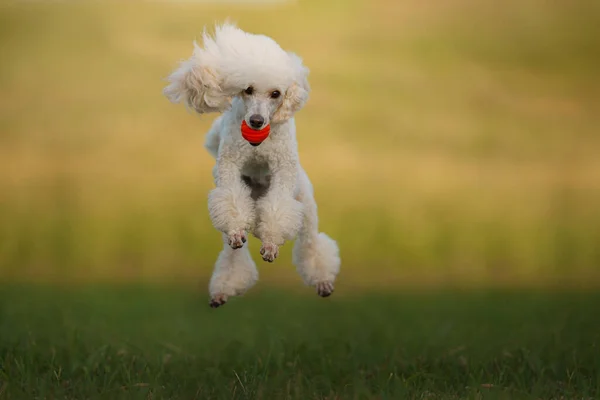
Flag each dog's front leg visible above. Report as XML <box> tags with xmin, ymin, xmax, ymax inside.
<box><xmin>255</xmin><ymin>160</ymin><xmax>303</xmax><ymax>262</ymax></box>
<box><xmin>208</xmin><ymin>157</ymin><xmax>255</xmax><ymax>249</ymax></box>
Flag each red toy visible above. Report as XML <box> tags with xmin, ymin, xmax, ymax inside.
<box><xmin>241</xmin><ymin>120</ymin><xmax>270</xmax><ymax>146</ymax></box>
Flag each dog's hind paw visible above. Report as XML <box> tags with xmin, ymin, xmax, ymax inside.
<box><xmin>259</xmin><ymin>242</ymin><xmax>279</xmax><ymax>262</ymax></box>
<box><xmin>227</xmin><ymin>230</ymin><xmax>247</xmax><ymax>249</ymax></box>
<box><xmin>316</xmin><ymin>281</ymin><xmax>334</xmax><ymax>297</ymax></box>
<box><xmin>209</xmin><ymin>293</ymin><xmax>228</xmax><ymax>308</ymax></box>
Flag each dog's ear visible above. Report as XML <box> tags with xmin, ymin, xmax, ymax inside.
<box><xmin>272</xmin><ymin>52</ymin><xmax>310</xmax><ymax>123</ymax></box>
<box><xmin>163</xmin><ymin>43</ymin><xmax>232</xmax><ymax>114</ymax></box>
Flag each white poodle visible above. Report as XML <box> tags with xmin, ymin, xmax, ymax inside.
<box><xmin>163</xmin><ymin>23</ymin><xmax>340</xmax><ymax>307</ymax></box>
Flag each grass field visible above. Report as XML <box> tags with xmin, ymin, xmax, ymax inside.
<box><xmin>1</xmin><ymin>286</ymin><xmax>599</xmax><ymax>399</ymax></box>
<box><xmin>1</xmin><ymin>0</ymin><xmax>600</xmax><ymax>398</ymax></box>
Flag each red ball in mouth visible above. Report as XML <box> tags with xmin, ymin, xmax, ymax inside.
<box><xmin>241</xmin><ymin>120</ymin><xmax>270</xmax><ymax>146</ymax></box>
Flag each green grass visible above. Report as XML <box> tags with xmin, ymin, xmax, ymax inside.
<box><xmin>1</xmin><ymin>286</ymin><xmax>599</xmax><ymax>399</ymax></box>
<box><xmin>1</xmin><ymin>2</ymin><xmax>599</xmax><ymax>397</ymax></box>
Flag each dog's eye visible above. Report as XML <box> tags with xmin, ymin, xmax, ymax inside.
<box><xmin>270</xmin><ymin>90</ymin><xmax>281</xmax><ymax>99</ymax></box>
<box><xmin>244</xmin><ymin>87</ymin><xmax>254</xmax><ymax>95</ymax></box>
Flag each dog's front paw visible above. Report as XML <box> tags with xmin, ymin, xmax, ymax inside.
<box><xmin>227</xmin><ymin>230</ymin><xmax>247</xmax><ymax>249</ymax></box>
<box><xmin>259</xmin><ymin>242</ymin><xmax>279</xmax><ymax>263</ymax></box>
<box><xmin>209</xmin><ymin>293</ymin><xmax>228</xmax><ymax>308</ymax></box>
<box><xmin>316</xmin><ymin>281</ymin><xmax>334</xmax><ymax>297</ymax></box>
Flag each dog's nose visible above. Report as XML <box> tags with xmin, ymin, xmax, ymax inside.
<box><xmin>248</xmin><ymin>114</ymin><xmax>265</xmax><ymax>129</ymax></box>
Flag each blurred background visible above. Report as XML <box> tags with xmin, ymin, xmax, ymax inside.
<box><xmin>1</xmin><ymin>0</ymin><xmax>599</xmax><ymax>290</ymax></box>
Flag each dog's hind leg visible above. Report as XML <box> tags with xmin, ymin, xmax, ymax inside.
<box><xmin>209</xmin><ymin>233</ymin><xmax>258</xmax><ymax>308</ymax></box>
<box><xmin>292</xmin><ymin>168</ymin><xmax>340</xmax><ymax>297</ymax></box>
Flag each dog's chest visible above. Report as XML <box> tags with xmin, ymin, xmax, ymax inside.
<box><xmin>241</xmin><ymin>159</ymin><xmax>271</xmax><ymax>186</ymax></box>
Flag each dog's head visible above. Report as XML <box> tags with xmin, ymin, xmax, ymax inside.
<box><xmin>164</xmin><ymin>23</ymin><xmax>310</xmax><ymax>131</ymax></box>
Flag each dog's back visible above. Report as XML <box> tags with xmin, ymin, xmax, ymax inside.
<box><xmin>204</xmin><ymin>115</ymin><xmax>223</xmax><ymax>158</ymax></box>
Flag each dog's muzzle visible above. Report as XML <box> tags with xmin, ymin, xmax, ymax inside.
<box><xmin>241</xmin><ymin>120</ymin><xmax>270</xmax><ymax>146</ymax></box>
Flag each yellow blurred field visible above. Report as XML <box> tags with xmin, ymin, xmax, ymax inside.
<box><xmin>1</xmin><ymin>0</ymin><xmax>599</xmax><ymax>287</ymax></box>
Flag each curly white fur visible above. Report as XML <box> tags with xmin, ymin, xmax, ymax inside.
<box><xmin>164</xmin><ymin>22</ymin><xmax>340</xmax><ymax>307</ymax></box>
